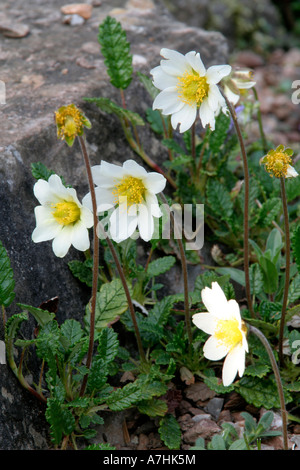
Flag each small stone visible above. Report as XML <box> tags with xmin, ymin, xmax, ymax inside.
<box><xmin>185</xmin><ymin>381</ymin><xmax>215</xmax><ymax>403</ymax></box>
<box><xmin>137</xmin><ymin>433</ymin><xmax>149</xmax><ymax>450</ymax></box>
<box><xmin>63</xmin><ymin>14</ymin><xmax>85</xmax><ymax>25</ymax></box>
<box><xmin>205</xmin><ymin>397</ymin><xmax>224</xmax><ymax>420</ymax></box>
<box><xmin>183</xmin><ymin>419</ymin><xmax>221</xmax><ymax>444</ymax></box>
<box><xmin>0</xmin><ymin>22</ymin><xmax>30</xmax><ymax>38</ymax></box>
<box><xmin>61</xmin><ymin>3</ymin><xmax>93</xmax><ymax>20</ymax></box>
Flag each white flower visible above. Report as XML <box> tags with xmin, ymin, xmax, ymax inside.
<box><xmin>32</xmin><ymin>174</ymin><xmax>93</xmax><ymax>258</ymax></box>
<box><xmin>192</xmin><ymin>282</ymin><xmax>248</xmax><ymax>386</ymax></box>
<box><xmin>150</xmin><ymin>48</ymin><xmax>231</xmax><ymax>133</ymax></box>
<box><xmin>82</xmin><ymin>160</ymin><xmax>166</xmax><ymax>243</ymax></box>
<box><xmin>223</xmin><ymin>67</ymin><xmax>256</xmax><ymax>105</ymax></box>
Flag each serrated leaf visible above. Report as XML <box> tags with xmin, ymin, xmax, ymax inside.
<box><xmin>0</xmin><ymin>240</ymin><xmax>15</xmax><ymax>307</ymax></box>
<box><xmin>60</xmin><ymin>319</ymin><xmax>84</xmax><ymax>348</ymax></box>
<box><xmin>98</xmin><ymin>16</ymin><xmax>132</xmax><ymax>89</ymax></box>
<box><xmin>5</xmin><ymin>311</ymin><xmax>28</xmax><ymax>342</ymax></box>
<box><xmin>147</xmin><ymin>256</ymin><xmax>176</xmax><ymax>277</ymax></box>
<box><xmin>237</xmin><ymin>376</ymin><xmax>292</xmax><ymax>409</ymax></box>
<box><xmin>138</xmin><ymin>398</ymin><xmax>167</xmax><ymax>417</ymax></box>
<box><xmin>255</xmin><ymin>197</ymin><xmax>281</xmax><ymax>227</ymax></box>
<box><xmin>97</xmin><ymin>327</ymin><xmax>119</xmax><ymax>365</ymax></box>
<box><xmin>206</xmin><ymin>179</ymin><xmax>233</xmax><ymax>221</ymax></box>
<box><xmin>68</xmin><ymin>260</ymin><xmax>93</xmax><ymax>287</ymax></box>
<box><xmin>84</xmin><ymin>97</ymin><xmax>144</xmax><ymax>126</ymax></box>
<box><xmin>158</xmin><ymin>414</ymin><xmax>181</xmax><ymax>450</ymax></box>
<box><xmin>46</xmin><ymin>398</ymin><xmax>75</xmax><ymax>445</ymax></box>
<box><xmin>208</xmin><ymin>112</ymin><xmax>231</xmax><ymax>154</ymax></box>
<box><xmin>18</xmin><ymin>303</ymin><xmax>56</xmax><ymax>327</ymax></box>
<box><xmin>249</xmin><ymin>263</ymin><xmax>264</xmax><ymax>296</ymax></box>
<box><xmin>31</xmin><ymin>161</ymin><xmax>55</xmax><ymax>181</ymax></box>
<box><xmin>106</xmin><ymin>382</ymin><xmax>141</xmax><ymax>411</ymax></box>
<box><xmin>85</xmin><ymin>279</ymin><xmax>128</xmax><ymax>330</ymax></box>
<box><xmin>288</xmin><ymin>273</ymin><xmax>300</xmax><ymax>305</ymax></box>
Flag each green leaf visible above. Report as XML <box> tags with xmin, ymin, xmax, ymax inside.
<box><xmin>68</xmin><ymin>260</ymin><xmax>93</xmax><ymax>287</ymax></box>
<box><xmin>0</xmin><ymin>240</ymin><xmax>15</xmax><ymax>307</ymax></box>
<box><xmin>206</xmin><ymin>179</ymin><xmax>233</xmax><ymax>222</ymax></box>
<box><xmin>60</xmin><ymin>319</ymin><xmax>84</xmax><ymax>348</ymax></box>
<box><xmin>208</xmin><ymin>112</ymin><xmax>231</xmax><ymax>155</ymax></box>
<box><xmin>254</xmin><ymin>197</ymin><xmax>281</xmax><ymax>227</ymax></box>
<box><xmin>147</xmin><ymin>256</ymin><xmax>176</xmax><ymax>277</ymax></box>
<box><xmin>5</xmin><ymin>311</ymin><xmax>28</xmax><ymax>343</ymax></box>
<box><xmin>137</xmin><ymin>71</ymin><xmax>159</xmax><ymax>100</ymax></box>
<box><xmin>237</xmin><ymin>376</ymin><xmax>292</xmax><ymax>409</ymax></box>
<box><xmin>288</xmin><ymin>273</ymin><xmax>300</xmax><ymax>305</ymax></box>
<box><xmin>138</xmin><ymin>398</ymin><xmax>168</xmax><ymax>417</ymax></box>
<box><xmin>106</xmin><ymin>382</ymin><xmax>142</xmax><ymax>411</ymax></box>
<box><xmin>97</xmin><ymin>327</ymin><xmax>119</xmax><ymax>366</ymax></box>
<box><xmin>158</xmin><ymin>414</ymin><xmax>181</xmax><ymax>450</ymax></box>
<box><xmin>85</xmin><ymin>279</ymin><xmax>128</xmax><ymax>330</ymax></box>
<box><xmin>84</xmin><ymin>97</ymin><xmax>144</xmax><ymax>126</ymax></box>
<box><xmin>210</xmin><ymin>434</ymin><xmax>226</xmax><ymax>450</ymax></box>
<box><xmin>46</xmin><ymin>398</ymin><xmax>75</xmax><ymax>445</ymax></box>
<box><xmin>291</xmin><ymin>225</ymin><xmax>300</xmax><ymax>274</ymax></box>
<box><xmin>249</xmin><ymin>263</ymin><xmax>264</xmax><ymax>296</ymax></box>
<box><xmin>215</xmin><ymin>267</ymin><xmax>245</xmax><ymax>287</ymax></box>
<box><xmin>98</xmin><ymin>16</ymin><xmax>133</xmax><ymax>89</ymax></box>
<box><xmin>146</xmin><ymin>108</ymin><xmax>165</xmax><ymax>134</ymax></box>
<box><xmin>31</xmin><ymin>161</ymin><xmax>55</xmax><ymax>181</ymax></box>
<box><xmin>17</xmin><ymin>303</ymin><xmax>56</xmax><ymax>327</ymax></box>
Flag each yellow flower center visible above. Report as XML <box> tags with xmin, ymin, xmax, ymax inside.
<box><xmin>265</xmin><ymin>150</ymin><xmax>292</xmax><ymax>178</ymax></box>
<box><xmin>177</xmin><ymin>70</ymin><xmax>209</xmax><ymax>106</ymax></box>
<box><xmin>215</xmin><ymin>318</ymin><xmax>243</xmax><ymax>351</ymax></box>
<box><xmin>55</xmin><ymin>104</ymin><xmax>84</xmax><ymax>140</ymax></box>
<box><xmin>52</xmin><ymin>201</ymin><xmax>81</xmax><ymax>225</ymax></box>
<box><xmin>112</xmin><ymin>176</ymin><xmax>146</xmax><ymax>207</ymax></box>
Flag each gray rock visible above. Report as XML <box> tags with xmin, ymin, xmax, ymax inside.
<box><xmin>0</xmin><ymin>0</ymin><xmax>228</xmax><ymax>449</ymax></box>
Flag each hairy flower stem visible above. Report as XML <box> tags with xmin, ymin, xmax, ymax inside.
<box><xmin>97</xmin><ymin>222</ymin><xmax>146</xmax><ymax>363</ymax></box>
<box><xmin>279</xmin><ymin>177</ymin><xmax>291</xmax><ymax>366</ymax></box>
<box><xmin>223</xmin><ymin>95</ymin><xmax>255</xmax><ymax>319</ymax></box>
<box><xmin>78</xmin><ymin>136</ymin><xmax>100</xmax><ymax>397</ymax></box>
<box><xmin>160</xmin><ymin>193</ymin><xmax>193</xmax><ymax>349</ymax></box>
<box><xmin>249</xmin><ymin>325</ymin><xmax>288</xmax><ymax>450</ymax></box>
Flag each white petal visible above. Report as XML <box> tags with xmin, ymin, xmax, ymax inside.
<box><xmin>203</xmin><ymin>335</ymin><xmax>229</xmax><ymax>360</ymax></box>
<box><xmin>150</xmin><ymin>66</ymin><xmax>178</xmax><ymax>90</ymax></box>
<box><xmin>32</xmin><ymin>220</ymin><xmax>62</xmax><ymax>243</ymax></box>
<box><xmin>159</xmin><ymin>48</ymin><xmax>189</xmax><ymax>76</ymax></box>
<box><xmin>206</xmin><ymin>64</ymin><xmax>231</xmax><ymax>84</ymax></box>
<box><xmin>171</xmin><ymin>104</ymin><xmax>197</xmax><ymax>133</ymax></box>
<box><xmin>137</xmin><ymin>203</ymin><xmax>154</xmax><ymax>241</ymax></box>
<box><xmin>185</xmin><ymin>51</ymin><xmax>206</xmax><ymax>76</ymax></box>
<box><xmin>143</xmin><ymin>172</ymin><xmax>166</xmax><ymax>194</ymax></box>
<box><xmin>224</xmin><ymin>84</ymin><xmax>240</xmax><ymax>105</ymax></box>
<box><xmin>153</xmin><ymin>89</ymin><xmax>185</xmax><ymax>115</ymax></box>
<box><xmin>199</xmin><ymin>98</ymin><xmax>216</xmax><ymax>130</ymax></box>
<box><xmin>48</xmin><ymin>174</ymin><xmax>72</xmax><ymax>201</ymax></box>
<box><xmin>286</xmin><ymin>165</ymin><xmax>298</xmax><ymax>178</ymax></box>
<box><xmin>80</xmin><ymin>206</ymin><xmax>94</xmax><ymax>228</ymax></box>
<box><xmin>82</xmin><ymin>187</ymin><xmax>115</xmax><ymax>213</ymax></box>
<box><xmin>34</xmin><ymin>179</ymin><xmax>60</xmax><ymax>206</ymax></box>
<box><xmin>34</xmin><ymin>205</ymin><xmax>54</xmax><ymax>225</ymax></box>
<box><xmin>201</xmin><ymin>282</ymin><xmax>228</xmax><ymax>318</ymax></box>
<box><xmin>123</xmin><ymin>160</ymin><xmax>148</xmax><ymax>178</ymax></box>
<box><xmin>222</xmin><ymin>344</ymin><xmax>245</xmax><ymax>386</ymax></box>
<box><xmin>145</xmin><ymin>192</ymin><xmax>162</xmax><ymax>217</ymax></box>
<box><xmin>207</xmin><ymin>84</ymin><xmax>224</xmax><ymax>112</ymax></box>
<box><xmin>192</xmin><ymin>312</ymin><xmax>218</xmax><ymax>335</ymax></box>
<box><xmin>52</xmin><ymin>225</ymin><xmax>73</xmax><ymax>257</ymax></box>
<box><xmin>71</xmin><ymin>221</ymin><xmax>90</xmax><ymax>252</ymax></box>
<box><xmin>109</xmin><ymin>206</ymin><xmax>138</xmax><ymax>243</ymax></box>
